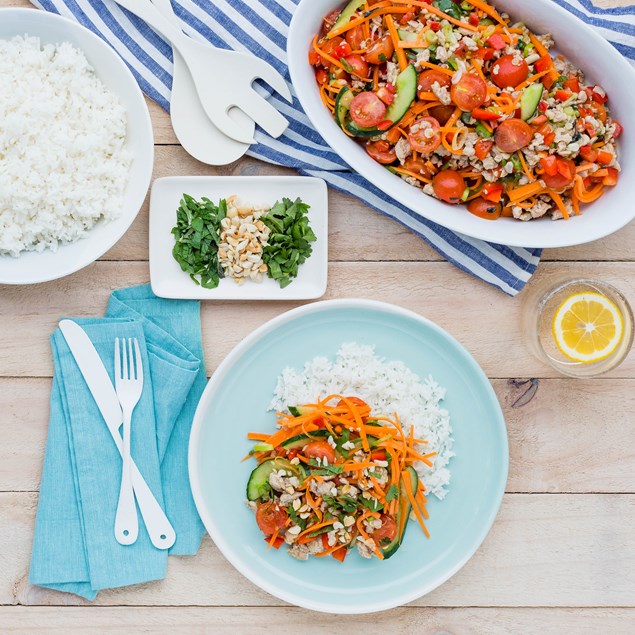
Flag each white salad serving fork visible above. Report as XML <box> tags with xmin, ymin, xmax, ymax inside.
<box><xmin>114</xmin><ymin>337</ymin><xmax>143</xmax><ymax>545</ymax></box>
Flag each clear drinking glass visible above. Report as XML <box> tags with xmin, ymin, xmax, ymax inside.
<box><xmin>521</xmin><ymin>277</ymin><xmax>634</xmax><ymax>378</ymax></box>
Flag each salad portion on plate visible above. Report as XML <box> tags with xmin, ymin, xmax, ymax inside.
<box><xmin>310</xmin><ymin>0</ymin><xmax>622</xmax><ymax>222</ymax></box>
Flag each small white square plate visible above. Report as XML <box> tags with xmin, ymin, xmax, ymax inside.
<box><xmin>149</xmin><ymin>176</ymin><xmax>328</xmax><ymax>300</ymax></box>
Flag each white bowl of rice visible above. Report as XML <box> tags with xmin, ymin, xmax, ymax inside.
<box><xmin>0</xmin><ymin>9</ymin><xmax>153</xmax><ymax>284</ymax></box>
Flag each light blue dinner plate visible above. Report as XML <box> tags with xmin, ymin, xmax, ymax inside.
<box><xmin>189</xmin><ymin>300</ymin><xmax>508</xmax><ymax>613</ymax></box>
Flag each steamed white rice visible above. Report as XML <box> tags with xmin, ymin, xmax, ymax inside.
<box><xmin>0</xmin><ymin>36</ymin><xmax>132</xmax><ymax>256</ymax></box>
<box><xmin>270</xmin><ymin>342</ymin><xmax>455</xmax><ymax>499</ymax></box>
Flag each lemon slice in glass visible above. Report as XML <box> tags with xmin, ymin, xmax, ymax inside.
<box><xmin>552</xmin><ymin>292</ymin><xmax>624</xmax><ymax>364</ymax></box>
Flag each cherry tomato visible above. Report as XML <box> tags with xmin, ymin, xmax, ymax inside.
<box><xmin>469</xmin><ymin>11</ymin><xmax>479</xmax><ymax>26</ymax></box>
<box><xmin>408</xmin><ymin>117</ymin><xmax>442</xmax><ymax>154</ymax></box>
<box><xmin>343</xmin><ymin>54</ymin><xmax>369</xmax><ymax>79</ymax></box>
<box><xmin>345</xmin><ymin>24</ymin><xmax>366</xmax><ymax>50</ymax></box>
<box><xmin>334</xmin><ymin>41</ymin><xmax>353</xmax><ymax>58</ymax></box>
<box><xmin>376</xmin><ymin>86</ymin><xmax>395</xmax><ymax>105</ymax></box>
<box><xmin>286</xmin><ymin>448</ymin><xmax>300</xmax><ymax>461</ymax></box>
<box><xmin>585</xmin><ymin>100</ymin><xmax>607</xmax><ymax>124</ymax></box>
<box><xmin>579</xmin><ymin>145</ymin><xmax>598</xmax><ymax>163</ymax></box>
<box><xmin>481</xmin><ymin>182</ymin><xmax>504</xmax><ymax>203</ymax></box>
<box><xmin>399</xmin><ymin>10</ymin><xmax>416</xmax><ymax>24</ymax></box>
<box><xmin>587</xmin><ymin>85</ymin><xmax>608</xmax><ymax>104</ymax></box>
<box><xmin>451</xmin><ymin>74</ymin><xmax>487</xmax><ymax>111</ymax></box>
<box><xmin>373</xmin><ymin>515</ymin><xmax>398</xmax><ymax>545</ymax></box>
<box><xmin>432</xmin><ymin>170</ymin><xmax>466</xmax><ymax>204</ymax></box>
<box><xmin>467</xmin><ymin>197</ymin><xmax>502</xmax><ymax>220</ymax></box>
<box><xmin>322</xmin><ymin>9</ymin><xmax>341</xmax><ymax>35</ymax></box>
<box><xmin>304</xmin><ymin>440</ymin><xmax>336</xmax><ymax>464</ymax></box>
<box><xmin>315</xmin><ymin>67</ymin><xmax>329</xmax><ymax>85</ymax></box>
<box><xmin>563</xmin><ymin>76</ymin><xmax>581</xmax><ymax>92</ymax></box>
<box><xmin>428</xmin><ymin>104</ymin><xmax>455</xmax><ymax>126</ymax></box>
<box><xmin>365</xmin><ymin>36</ymin><xmax>395</xmax><ymax>65</ymax></box>
<box><xmin>320</xmin><ymin>37</ymin><xmax>344</xmax><ymax>61</ymax></box>
<box><xmin>365</xmin><ymin>140</ymin><xmax>397</xmax><ymax>164</ymax></box>
<box><xmin>255</xmin><ymin>502</ymin><xmax>288</xmax><ymax>536</ymax></box>
<box><xmin>402</xmin><ymin>157</ymin><xmax>435</xmax><ymax>178</ymax></box>
<box><xmin>491</xmin><ymin>54</ymin><xmax>529</xmax><ymax>88</ymax></box>
<box><xmin>541</xmin><ymin>158</ymin><xmax>576</xmax><ymax>190</ymax></box>
<box><xmin>371</xmin><ymin>449</ymin><xmax>387</xmax><ymax>461</ymax></box>
<box><xmin>613</xmin><ymin>121</ymin><xmax>623</xmax><ymax>138</ymax></box>
<box><xmin>349</xmin><ymin>92</ymin><xmax>387</xmax><ymax>128</ymax></box>
<box><xmin>417</xmin><ymin>70</ymin><xmax>451</xmax><ymax>99</ymax></box>
<box><xmin>474</xmin><ymin>139</ymin><xmax>494</xmax><ymax>160</ymax></box>
<box><xmin>487</xmin><ymin>33</ymin><xmax>506</xmax><ymax>50</ymax></box>
<box><xmin>494</xmin><ymin>118</ymin><xmax>534</xmax><ymax>153</ymax></box>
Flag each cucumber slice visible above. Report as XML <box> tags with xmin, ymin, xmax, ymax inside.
<box><xmin>334</xmin><ymin>86</ymin><xmax>354</xmax><ymax>128</ymax></box>
<box><xmin>381</xmin><ymin>466</ymin><xmax>420</xmax><ymax>559</ymax></box>
<box><xmin>280</xmin><ymin>429</ymin><xmax>330</xmax><ymax>450</ymax></box>
<box><xmin>246</xmin><ymin>457</ymin><xmax>306</xmax><ymax>501</ymax></box>
<box><xmin>288</xmin><ymin>404</ymin><xmax>314</xmax><ymax>417</ymax></box>
<box><xmin>345</xmin><ymin>65</ymin><xmax>418</xmax><ymax>138</ymax></box>
<box><xmin>520</xmin><ymin>83</ymin><xmax>544</xmax><ymax>121</ymax></box>
<box><xmin>329</xmin><ymin>0</ymin><xmax>366</xmax><ymax>35</ymax></box>
<box><xmin>397</xmin><ymin>29</ymin><xmax>425</xmax><ymax>54</ymax></box>
<box><xmin>252</xmin><ymin>442</ymin><xmax>274</xmax><ymax>452</ymax></box>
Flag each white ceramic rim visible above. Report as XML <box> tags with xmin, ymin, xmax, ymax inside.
<box><xmin>188</xmin><ymin>299</ymin><xmax>509</xmax><ymax>613</ymax></box>
<box><xmin>0</xmin><ymin>8</ymin><xmax>154</xmax><ymax>284</ymax></box>
<box><xmin>287</xmin><ymin>0</ymin><xmax>635</xmax><ymax>248</ymax></box>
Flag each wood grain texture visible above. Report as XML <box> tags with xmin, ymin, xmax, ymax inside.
<box><xmin>3</xmin><ymin>377</ymin><xmax>634</xmax><ymax>494</ymax></box>
<box><xmin>1</xmin><ymin>261</ymin><xmax>634</xmax><ymax>379</ymax></box>
<box><xmin>1</xmin><ymin>607</ymin><xmax>635</xmax><ymax>635</ymax></box>
<box><xmin>2</xmin><ymin>493</ymin><xmax>635</xmax><ymax>608</ymax></box>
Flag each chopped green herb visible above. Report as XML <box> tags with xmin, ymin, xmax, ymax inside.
<box><xmin>287</xmin><ymin>504</ymin><xmax>308</xmax><ymax>530</ymax></box>
<box><xmin>262</xmin><ymin>198</ymin><xmax>316</xmax><ymax>288</ymax></box>
<box><xmin>385</xmin><ymin>484</ymin><xmax>400</xmax><ymax>502</ymax></box>
<box><xmin>475</xmin><ymin>121</ymin><xmax>494</xmax><ymax>138</ymax></box>
<box><xmin>433</xmin><ymin>0</ymin><xmax>464</xmax><ymax>20</ymax></box>
<box><xmin>171</xmin><ymin>194</ymin><xmax>226</xmax><ymax>289</ymax></box>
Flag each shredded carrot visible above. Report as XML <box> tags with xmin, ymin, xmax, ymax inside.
<box><xmin>391</xmin><ymin>0</ymin><xmax>478</xmax><ymax>31</ymax></box>
<box><xmin>266</xmin><ymin>529</ymin><xmax>280</xmax><ymax>551</ymax></box>
<box><xmin>507</xmin><ymin>180</ymin><xmax>546</xmax><ymax>203</ymax></box>
<box><xmin>546</xmin><ymin>189</ymin><xmax>570</xmax><ymax>220</ymax></box>
<box><xmin>385</xmin><ymin>14</ymin><xmax>408</xmax><ymax>71</ymax></box>
<box><xmin>517</xmin><ymin>151</ymin><xmax>534</xmax><ymax>182</ymax></box>
<box><xmin>464</xmin><ymin>0</ymin><xmax>507</xmax><ymax>24</ymax></box>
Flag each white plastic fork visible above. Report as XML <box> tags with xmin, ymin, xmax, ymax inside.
<box><xmin>114</xmin><ymin>337</ymin><xmax>143</xmax><ymax>545</ymax></box>
<box><xmin>112</xmin><ymin>0</ymin><xmax>291</xmax><ymax>145</ymax></box>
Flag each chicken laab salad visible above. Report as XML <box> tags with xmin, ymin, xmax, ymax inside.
<box><xmin>245</xmin><ymin>395</ymin><xmax>434</xmax><ymax>562</ymax></box>
<box><xmin>310</xmin><ymin>0</ymin><xmax>622</xmax><ymax>221</ymax></box>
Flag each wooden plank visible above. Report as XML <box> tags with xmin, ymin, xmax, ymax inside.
<box><xmin>3</xmin><ymin>493</ymin><xmax>635</xmax><ymax>607</ymax></box>
<box><xmin>1</xmin><ymin>606</ymin><xmax>634</xmax><ymax>634</ymax></box>
<box><xmin>1</xmin><ymin>261</ymin><xmax>633</xmax><ymax>379</ymax></box>
<box><xmin>3</xmin><ymin>377</ymin><xmax>634</xmax><ymax>494</ymax></box>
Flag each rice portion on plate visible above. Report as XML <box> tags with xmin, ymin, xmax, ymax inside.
<box><xmin>0</xmin><ymin>36</ymin><xmax>132</xmax><ymax>256</ymax></box>
<box><xmin>270</xmin><ymin>342</ymin><xmax>454</xmax><ymax>499</ymax></box>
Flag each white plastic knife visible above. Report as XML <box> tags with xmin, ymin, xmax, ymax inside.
<box><xmin>58</xmin><ymin>319</ymin><xmax>176</xmax><ymax>550</ymax></box>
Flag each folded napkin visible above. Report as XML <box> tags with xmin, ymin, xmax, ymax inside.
<box><xmin>31</xmin><ymin>0</ymin><xmax>634</xmax><ymax>294</ymax></box>
<box><xmin>30</xmin><ymin>285</ymin><xmax>206</xmax><ymax>600</ymax></box>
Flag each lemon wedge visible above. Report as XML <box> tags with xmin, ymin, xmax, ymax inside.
<box><xmin>552</xmin><ymin>292</ymin><xmax>624</xmax><ymax>364</ymax></box>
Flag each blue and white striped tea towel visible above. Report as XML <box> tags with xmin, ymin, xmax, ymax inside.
<box><xmin>32</xmin><ymin>0</ymin><xmax>635</xmax><ymax>294</ymax></box>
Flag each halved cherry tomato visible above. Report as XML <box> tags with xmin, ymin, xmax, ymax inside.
<box><xmin>491</xmin><ymin>54</ymin><xmax>529</xmax><ymax>89</ymax></box>
<box><xmin>474</xmin><ymin>139</ymin><xmax>493</xmax><ymax>160</ymax></box>
<box><xmin>373</xmin><ymin>515</ymin><xmax>398</xmax><ymax>546</ymax></box>
<box><xmin>320</xmin><ymin>37</ymin><xmax>344</xmax><ymax>61</ymax></box>
<box><xmin>343</xmin><ymin>54</ymin><xmax>370</xmax><ymax>79</ymax></box>
<box><xmin>256</xmin><ymin>502</ymin><xmax>288</xmax><ymax>536</ymax></box>
<box><xmin>335</xmin><ymin>41</ymin><xmax>352</xmax><ymax>58</ymax></box>
<box><xmin>487</xmin><ymin>33</ymin><xmax>506</xmax><ymax>50</ymax></box>
<box><xmin>371</xmin><ymin>449</ymin><xmax>387</xmax><ymax>461</ymax></box>
<box><xmin>542</xmin><ymin>158</ymin><xmax>576</xmax><ymax>189</ymax></box>
<box><xmin>365</xmin><ymin>36</ymin><xmax>395</xmax><ymax>65</ymax></box>
<box><xmin>349</xmin><ymin>92</ymin><xmax>387</xmax><ymax>128</ymax></box>
<box><xmin>315</xmin><ymin>67</ymin><xmax>329</xmax><ymax>85</ymax></box>
<box><xmin>467</xmin><ymin>197</ymin><xmax>501</xmax><ymax>220</ymax></box>
<box><xmin>408</xmin><ymin>117</ymin><xmax>442</xmax><ymax>153</ymax></box>
<box><xmin>540</xmin><ymin>155</ymin><xmax>558</xmax><ymax>176</ymax></box>
<box><xmin>555</xmin><ymin>89</ymin><xmax>572</xmax><ymax>102</ymax></box>
<box><xmin>597</xmin><ymin>149</ymin><xmax>614</xmax><ymax>165</ymax></box>
<box><xmin>432</xmin><ymin>170</ymin><xmax>466</xmax><ymax>204</ymax></box>
<box><xmin>417</xmin><ymin>69</ymin><xmax>451</xmax><ymax>99</ymax></box>
<box><xmin>304</xmin><ymin>440</ymin><xmax>336</xmax><ymax>464</ymax></box>
<box><xmin>472</xmin><ymin>108</ymin><xmax>501</xmax><ymax>121</ymax></box>
<box><xmin>451</xmin><ymin>74</ymin><xmax>487</xmax><ymax>111</ymax></box>
<box><xmin>563</xmin><ymin>76</ymin><xmax>581</xmax><ymax>92</ymax></box>
<box><xmin>345</xmin><ymin>24</ymin><xmax>366</xmax><ymax>50</ymax></box>
<box><xmin>376</xmin><ymin>86</ymin><xmax>395</xmax><ymax>105</ymax></box>
<box><xmin>613</xmin><ymin>121</ymin><xmax>623</xmax><ymax>138</ymax></box>
<box><xmin>429</xmin><ymin>104</ymin><xmax>455</xmax><ymax>126</ymax></box>
<box><xmin>579</xmin><ymin>145</ymin><xmax>598</xmax><ymax>162</ymax></box>
<box><xmin>586</xmin><ymin>100</ymin><xmax>607</xmax><ymax>124</ymax></box>
<box><xmin>481</xmin><ymin>182</ymin><xmax>504</xmax><ymax>203</ymax></box>
<box><xmin>322</xmin><ymin>9</ymin><xmax>341</xmax><ymax>35</ymax></box>
<box><xmin>403</xmin><ymin>157</ymin><xmax>435</xmax><ymax>178</ymax></box>
<box><xmin>365</xmin><ymin>140</ymin><xmax>397</xmax><ymax>164</ymax></box>
<box><xmin>494</xmin><ymin>118</ymin><xmax>534</xmax><ymax>153</ymax></box>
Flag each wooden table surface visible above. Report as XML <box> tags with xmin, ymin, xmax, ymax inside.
<box><xmin>1</xmin><ymin>0</ymin><xmax>634</xmax><ymax>632</ymax></box>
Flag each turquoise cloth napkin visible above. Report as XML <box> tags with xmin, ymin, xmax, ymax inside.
<box><xmin>30</xmin><ymin>285</ymin><xmax>206</xmax><ymax>599</ymax></box>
